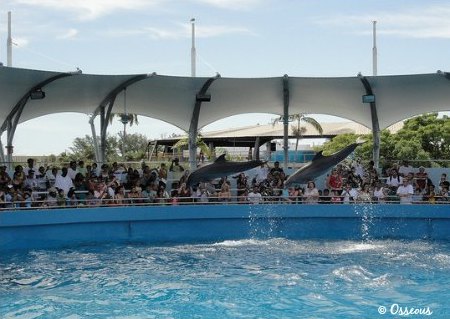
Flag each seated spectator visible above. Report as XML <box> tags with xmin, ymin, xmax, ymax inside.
<box><xmin>66</xmin><ymin>188</ymin><xmax>78</xmax><ymax>207</ymax></box>
<box><xmin>234</xmin><ymin>172</ymin><xmax>248</xmax><ymax>198</ymax></box>
<box><xmin>287</xmin><ymin>186</ymin><xmax>302</xmax><ymax>203</ymax></box>
<box><xmin>128</xmin><ymin>185</ymin><xmax>143</xmax><ymax>204</ymax></box>
<box><xmin>218</xmin><ymin>182</ymin><xmax>231</xmax><ymax>202</ymax></box>
<box><xmin>437</xmin><ymin>186</ymin><xmax>449</xmax><ymax>203</ymax></box>
<box><xmin>330</xmin><ymin>190</ymin><xmax>343</xmax><ymax>204</ymax></box>
<box><xmin>0</xmin><ymin>165</ymin><xmax>11</xmax><ymax>189</ymax></box>
<box><xmin>44</xmin><ymin>187</ymin><xmax>58</xmax><ymax>207</ymax></box>
<box><xmin>142</xmin><ymin>184</ymin><xmax>157</xmax><ymax>203</ymax></box>
<box><xmin>414</xmin><ymin>166</ymin><xmax>428</xmax><ymax>191</ymax></box>
<box><xmin>341</xmin><ymin>182</ymin><xmax>358</xmax><ymax>204</ymax></box>
<box><xmin>412</xmin><ymin>188</ymin><xmax>424</xmax><ymax>204</ymax></box>
<box><xmin>320</xmin><ymin>188</ymin><xmax>331</xmax><ymax>204</ymax></box>
<box><xmin>177</xmin><ymin>182</ymin><xmax>191</xmax><ymax>203</ymax></box>
<box><xmin>357</xmin><ymin>183</ymin><xmax>372</xmax><ymax>203</ymax></box>
<box><xmin>346</xmin><ymin>167</ymin><xmax>362</xmax><ymax>189</ymax></box>
<box><xmin>303</xmin><ymin>181</ymin><xmax>319</xmax><ymax>204</ymax></box>
<box><xmin>155</xmin><ymin>185</ymin><xmax>170</xmax><ymax>204</ymax></box>
<box><xmin>35</xmin><ymin>166</ymin><xmax>48</xmax><ymax>192</ymax></box>
<box><xmin>247</xmin><ymin>186</ymin><xmax>262</xmax><ymax>204</ymax></box>
<box><xmin>56</xmin><ymin>188</ymin><xmax>66</xmax><ymax>207</ymax></box>
<box><xmin>438</xmin><ymin>173</ymin><xmax>449</xmax><ymax>193</ymax></box>
<box><xmin>45</xmin><ymin>167</ymin><xmax>58</xmax><ymax>188</ymax></box>
<box><xmin>423</xmin><ymin>184</ymin><xmax>436</xmax><ymax>204</ymax></box>
<box><xmin>386</xmin><ymin>169</ymin><xmax>403</xmax><ymax>194</ymax></box>
<box><xmin>12</xmin><ymin>165</ymin><xmax>26</xmax><ymax>189</ymax></box>
<box><xmin>396</xmin><ymin>178</ymin><xmax>414</xmax><ymax>204</ymax></box>
<box><xmin>114</xmin><ymin>185</ymin><xmax>128</xmax><ymax>205</ymax></box>
<box><xmin>373</xmin><ymin>180</ymin><xmax>387</xmax><ymax>203</ymax></box>
<box><xmin>24</xmin><ymin>170</ymin><xmax>38</xmax><ymax>191</ymax></box>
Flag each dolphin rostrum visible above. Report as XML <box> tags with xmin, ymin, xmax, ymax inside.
<box><xmin>186</xmin><ymin>154</ymin><xmax>265</xmax><ymax>187</ymax></box>
<box><xmin>284</xmin><ymin>138</ymin><xmax>366</xmax><ymax>187</ymax></box>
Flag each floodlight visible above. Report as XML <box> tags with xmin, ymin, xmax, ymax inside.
<box><xmin>362</xmin><ymin>94</ymin><xmax>375</xmax><ymax>103</ymax></box>
<box><xmin>30</xmin><ymin>88</ymin><xmax>45</xmax><ymax>100</ymax></box>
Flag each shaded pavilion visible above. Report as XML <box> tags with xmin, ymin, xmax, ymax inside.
<box><xmin>1</xmin><ymin>66</ymin><xmax>450</xmax><ymax>169</ymax></box>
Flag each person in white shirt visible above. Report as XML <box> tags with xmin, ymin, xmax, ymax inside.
<box><xmin>396</xmin><ymin>178</ymin><xmax>414</xmax><ymax>204</ymax></box>
<box><xmin>67</xmin><ymin>161</ymin><xmax>78</xmax><ymax>180</ymax></box>
<box><xmin>247</xmin><ymin>186</ymin><xmax>262</xmax><ymax>204</ymax></box>
<box><xmin>398</xmin><ymin>160</ymin><xmax>415</xmax><ymax>177</ymax></box>
<box><xmin>54</xmin><ymin>167</ymin><xmax>74</xmax><ymax>195</ymax></box>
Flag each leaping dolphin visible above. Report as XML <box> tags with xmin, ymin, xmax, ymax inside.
<box><xmin>186</xmin><ymin>154</ymin><xmax>265</xmax><ymax>187</ymax></box>
<box><xmin>285</xmin><ymin>138</ymin><xmax>366</xmax><ymax>187</ymax></box>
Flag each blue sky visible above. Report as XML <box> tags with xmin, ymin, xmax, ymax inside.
<box><xmin>1</xmin><ymin>0</ymin><xmax>450</xmax><ymax>155</ymax></box>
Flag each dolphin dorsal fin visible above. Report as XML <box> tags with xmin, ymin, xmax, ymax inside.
<box><xmin>215</xmin><ymin>154</ymin><xmax>227</xmax><ymax>163</ymax></box>
<box><xmin>312</xmin><ymin>151</ymin><xmax>324</xmax><ymax>161</ymax></box>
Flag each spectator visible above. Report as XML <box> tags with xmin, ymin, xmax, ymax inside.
<box><xmin>357</xmin><ymin>183</ymin><xmax>372</xmax><ymax>203</ymax></box>
<box><xmin>373</xmin><ymin>180</ymin><xmax>387</xmax><ymax>203</ymax></box>
<box><xmin>303</xmin><ymin>181</ymin><xmax>319</xmax><ymax>204</ymax></box>
<box><xmin>398</xmin><ymin>160</ymin><xmax>415</xmax><ymax>177</ymax></box>
<box><xmin>0</xmin><ymin>165</ymin><xmax>11</xmax><ymax>189</ymax></box>
<box><xmin>414</xmin><ymin>166</ymin><xmax>428</xmax><ymax>192</ymax></box>
<box><xmin>247</xmin><ymin>186</ymin><xmax>262</xmax><ymax>204</ymax></box>
<box><xmin>54</xmin><ymin>167</ymin><xmax>74</xmax><ymax>195</ymax></box>
<box><xmin>341</xmin><ymin>182</ymin><xmax>358</xmax><ymax>204</ymax></box>
<box><xmin>396</xmin><ymin>178</ymin><xmax>414</xmax><ymax>204</ymax></box>
<box><xmin>326</xmin><ymin>167</ymin><xmax>343</xmax><ymax>192</ymax></box>
<box><xmin>169</xmin><ymin>158</ymin><xmax>185</xmax><ymax>183</ymax></box>
<box><xmin>218</xmin><ymin>182</ymin><xmax>231</xmax><ymax>202</ymax></box>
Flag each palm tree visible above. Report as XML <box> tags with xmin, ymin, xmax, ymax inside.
<box><xmin>173</xmin><ymin>133</ymin><xmax>211</xmax><ymax>160</ymax></box>
<box><xmin>108</xmin><ymin>113</ymin><xmax>139</xmax><ymax>157</ymax></box>
<box><xmin>272</xmin><ymin>113</ymin><xmax>323</xmax><ymax>159</ymax></box>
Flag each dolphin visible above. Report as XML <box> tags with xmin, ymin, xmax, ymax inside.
<box><xmin>284</xmin><ymin>138</ymin><xmax>366</xmax><ymax>187</ymax></box>
<box><xmin>186</xmin><ymin>154</ymin><xmax>265</xmax><ymax>187</ymax></box>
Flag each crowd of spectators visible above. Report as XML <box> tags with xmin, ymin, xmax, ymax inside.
<box><xmin>0</xmin><ymin>157</ymin><xmax>448</xmax><ymax>209</ymax></box>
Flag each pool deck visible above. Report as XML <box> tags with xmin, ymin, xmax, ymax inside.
<box><xmin>1</xmin><ymin>204</ymin><xmax>449</xmax><ymax>251</ymax></box>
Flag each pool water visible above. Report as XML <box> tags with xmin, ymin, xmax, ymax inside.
<box><xmin>1</xmin><ymin>239</ymin><xmax>449</xmax><ymax>318</ymax></box>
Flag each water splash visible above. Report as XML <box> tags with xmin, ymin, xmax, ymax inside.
<box><xmin>353</xmin><ymin>204</ymin><xmax>375</xmax><ymax>241</ymax></box>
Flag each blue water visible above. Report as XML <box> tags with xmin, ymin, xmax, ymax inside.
<box><xmin>1</xmin><ymin>239</ymin><xmax>449</xmax><ymax>318</ymax></box>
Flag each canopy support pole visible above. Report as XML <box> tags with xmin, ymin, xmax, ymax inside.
<box><xmin>359</xmin><ymin>74</ymin><xmax>380</xmax><ymax>168</ymax></box>
<box><xmin>0</xmin><ymin>138</ymin><xmax>6</xmax><ymax>165</ymax></box>
<box><xmin>89</xmin><ymin>116</ymin><xmax>100</xmax><ymax>163</ymax></box>
<box><xmin>0</xmin><ymin>72</ymin><xmax>73</xmax><ymax>171</ymax></box>
<box><xmin>188</xmin><ymin>74</ymin><xmax>220</xmax><ymax>171</ymax></box>
<box><xmin>90</xmin><ymin>73</ymin><xmax>151</xmax><ymax>164</ymax></box>
<box><xmin>282</xmin><ymin>74</ymin><xmax>290</xmax><ymax>170</ymax></box>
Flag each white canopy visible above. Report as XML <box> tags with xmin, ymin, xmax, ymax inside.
<box><xmin>1</xmin><ymin>66</ymin><xmax>450</xmax><ymax>166</ymax></box>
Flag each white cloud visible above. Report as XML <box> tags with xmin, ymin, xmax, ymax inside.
<box><xmin>14</xmin><ymin>0</ymin><xmax>162</xmax><ymax>20</ymax></box>
<box><xmin>314</xmin><ymin>4</ymin><xmax>450</xmax><ymax>39</ymax></box>
<box><xmin>194</xmin><ymin>0</ymin><xmax>264</xmax><ymax>10</ymax></box>
<box><xmin>102</xmin><ymin>22</ymin><xmax>256</xmax><ymax>40</ymax></box>
<box><xmin>57</xmin><ymin>28</ymin><xmax>78</xmax><ymax>39</ymax></box>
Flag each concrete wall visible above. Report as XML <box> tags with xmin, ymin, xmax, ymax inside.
<box><xmin>1</xmin><ymin>204</ymin><xmax>449</xmax><ymax>252</ymax></box>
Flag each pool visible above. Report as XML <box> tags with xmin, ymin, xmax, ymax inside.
<box><xmin>1</xmin><ymin>204</ymin><xmax>449</xmax><ymax>318</ymax></box>
<box><xmin>1</xmin><ymin>239</ymin><xmax>449</xmax><ymax>318</ymax></box>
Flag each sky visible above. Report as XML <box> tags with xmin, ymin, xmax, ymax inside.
<box><xmin>1</xmin><ymin>0</ymin><xmax>450</xmax><ymax>155</ymax></box>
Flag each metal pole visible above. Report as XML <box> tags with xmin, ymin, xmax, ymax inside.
<box><xmin>7</xmin><ymin>11</ymin><xmax>13</xmax><ymax>67</ymax></box>
<box><xmin>372</xmin><ymin>21</ymin><xmax>377</xmax><ymax>76</ymax></box>
<box><xmin>191</xmin><ymin>18</ymin><xmax>196</xmax><ymax>77</ymax></box>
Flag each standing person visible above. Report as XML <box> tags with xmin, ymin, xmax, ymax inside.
<box><xmin>396</xmin><ymin>178</ymin><xmax>414</xmax><ymax>204</ymax></box>
<box><xmin>326</xmin><ymin>168</ymin><xmax>343</xmax><ymax>192</ymax></box>
<box><xmin>414</xmin><ymin>166</ymin><xmax>428</xmax><ymax>192</ymax></box>
<box><xmin>54</xmin><ymin>167</ymin><xmax>74</xmax><ymax>195</ymax></box>
<box><xmin>169</xmin><ymin>158</ymin><xmax>184</xmax><ymax>186</ymax></box>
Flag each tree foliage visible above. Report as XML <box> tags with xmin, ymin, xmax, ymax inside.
<box><xmin>64</xmin><ymin>133</ymin><xmax>149</xmax><ymax>162</ymax></box>
<box><xmin>317</xmin><ymin>113</ymin><xmax>449</xmax><ymax>168</ymax></box>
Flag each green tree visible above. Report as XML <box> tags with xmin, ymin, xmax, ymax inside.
<box><xmin>117</xmin><ymin>132</ymin><xmax>149</xmax><ymax>161</ymax></box>
<box><xmin>273</xmin><ymin>113</ymin><xmax>323</xmax><ymax>157</ymax></box>
<box><xmin>173</xmin><ymin>135</ymin><xmax>211</xmax><ymax>158</ymax></box>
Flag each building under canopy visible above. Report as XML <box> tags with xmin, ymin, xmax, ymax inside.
<box><xmin>1</xmin><ymin>66</ymin><xmax>450</xmax><ymax>169</ymax></box>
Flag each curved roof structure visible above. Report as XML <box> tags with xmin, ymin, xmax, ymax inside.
<box><xmin>2</xmin><ymin>66</ymin><xmax>450</xmax><ymax>168</ymax></box>
<box><xmin>2</xmin><ymin>67</ymin><xmax>450</xmax><ymax>134</ymax></box>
